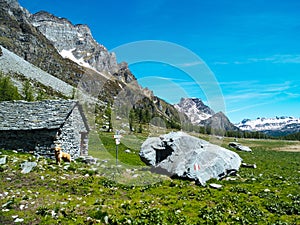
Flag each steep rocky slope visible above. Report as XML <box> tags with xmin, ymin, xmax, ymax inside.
<box><xmin>0</xmin><ymin>0</ymin><xmax>181</xmax><ymax>129</ymax></box>
<box><xmin>0</xmin><ymin>0</ymin><xmax>84</xmax><ymax>86</ymax></box>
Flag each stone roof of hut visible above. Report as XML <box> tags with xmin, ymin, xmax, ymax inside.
<box><xmin>0</xmin><ymin>100</ymin><xmax>87</xmax><ymax>131</ymax></box>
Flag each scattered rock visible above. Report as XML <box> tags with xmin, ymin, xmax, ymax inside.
<box><xmin>209</xmin><ymin>183</ymin><xmax>222</xmax><ymax>189</ymax></box>
<box><xmin>225</xmin><ymin>177</ymin><xmax>237</xmax><ymax>181</ymax></box>
<box><xmin>228</xmin><ymin>142</ymin><xmax>252</xmax><ymax>152</ymax></box>
<box><xmin>140</xmin><ymin>131</ymin><xmax>242</xmax><ymax>186</ymax></box>
<box><xmin>63</xmin><ymin>165</ymin><xmax>70</xmax><ymax>170</ymax></box>
<box><xmin>20</xmin><ymin>161</ymin><xmax>37</xmax><ymax>174</ymax></box>
<box><xmin>241</xmin><ymin>163</ymin><xmax>257</xmax><ymax>168</ymax></box>
<box><xmin>2</xmin><ymin>200</ymin><xmax>13</xmax><ymax>208</ymax></box>
<box><xmin>104</xmin><ymin>215</ymin><xmax>109</xmax><ymax>224</ymax></box>
<box><xmin>14</xmin><ymin>218</ymin><xmax>24</xmax><ymax>223</ymax></box>
<box><xmin>264</xmin><ymin>188</ymin><xmax>271</xmax><ymax>192</ymax></box>
<box><xmin>78</xmin><ymin>155</ymin><xmax>98</xmax><ymax>164</ymax></box>
<box><xmin>125</xmin><ymin>149</ymin><xmax>131</xmax><ymax>153</ymax></box>
<box><xmin>0</xmin><ymin>155</ymin><xmax>7</xmax><ymax>165</ymax></box>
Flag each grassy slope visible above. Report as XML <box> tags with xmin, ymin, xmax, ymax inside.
<box><xmin>0</xmin><ymin>133</ymin><xmax>299</xmax><ymax>224</ymax></box>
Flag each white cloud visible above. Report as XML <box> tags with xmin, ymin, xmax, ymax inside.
<box><xmin>177</xmin><ymin>61</ymin><xmax>204</xmax><ymax>67</ymax></box>
<box><xmin>249</xmin><ymin>55</ymin><xmax>300</xmax><ymax>64</ymax></box>
<box><xmin>223</xmin><ymin>81</ymin><xmax>295</xmax><ymax>103</ymax></box>
<box><xmin>213</xmin><ymin>54</ymin><xmax>300</xmax><ymax>65</ymax></box>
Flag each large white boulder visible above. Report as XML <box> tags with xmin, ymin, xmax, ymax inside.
<box><xmin>140</xmin><ymin>131</ymin><xmax>242</xmax><ymax>186</ymax></box>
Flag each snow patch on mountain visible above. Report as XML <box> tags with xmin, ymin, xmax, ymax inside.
<box><xmin>60</xmin><ymin>48</ymin><xmax>93</xmax><ymax>70</ymax></box>
<box><xmin>236</xmin><ymin>116</ymin><xmax>300</xmax><ymax>132</ymax></box>
<box><xmin>174</xmin><ymin>98</ymin><xmax>214</xmax><ymax>124</ymax></box>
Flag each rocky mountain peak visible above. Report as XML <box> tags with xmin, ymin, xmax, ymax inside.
<box><xmin>174</xmin><ymin>97</ymin><xmax>215</xmax><ymax>124</ymax></box>
<box><xmin>200</xmin><ymin>111</ymin><xmax>239</xmax><ymax>131</ymax></box>
<box><xmin>30</xmin><ymin>11</ymin><xmax>133</xmax><ymax>81</ymax></box>
<box><xmin>1</xmin><ymin>0</ymin><xmax>30</xmax><ymax>20</ymax></box>
<box><xmin>1</xmin><ymin>0</ymin><xmax>19</xmax><ymax>8</ymax></box>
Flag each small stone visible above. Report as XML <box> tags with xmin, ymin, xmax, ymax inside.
<box><xmin>14</xmin><ymin>218</ymin><xmax>24</xmax><ymax>223</ymax></box>
<box><xmin>125</xmin><ymin>149</ymin><xmax>131</xmax><ymax>153</ymax></box>
<box><xmin>12</xmin><ymin>215</ymin><xmax>18</xmax><ymax>219</ymax></box>
<box><xmin>209</xmin><ymin>183</ymin><xmax>222</xmax><ymax>189</ymax></box>
<box><xmin>264</xmin><ymin>188</ymin><xmax>270</xmax><ymax>192</ymax></box>
<box><xmin>19</xmin><ymin>205</ymin><xmax>25</xmax><ymax>210</ymax></box>
<box><xmin>51</xmin><ymin>210</ymin><xmax>57</xmax><ymax>218</ymax></box>
<box><xmin>63</xmin><ymin>165</ymin><xmax>70</xmax><ymax>170</ymax></box>
<box><xmin>41</xmin><ymin>176</ymin><xmax>44</xmax><ymax>180</ymax></box>
<box><xmin>104</xmin><ymin>215</ymin><xmax>109</xmax><ymax>224</ymax></box>
<box><xmin>0</xmin><ymin>155</ymin><xmax>7</xmax><ymax>165</ymax></box>
<box><xmin>2</xmin><ymin>200</ymin><xmax>13</xmax><ymax>208</ymax></box>
<box><xmin>225</xmin><ymin>177</ymin><xmax>237</xmax><ymax>181</ymax></box>
<box><xmin>20</xmin><ymin>161</ymin><xmax>37</xmax><ymax>174</ymax></box>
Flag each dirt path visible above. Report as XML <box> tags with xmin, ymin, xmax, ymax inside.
<box><xmin>274</xmin><ymin>144</ymin><xmax>300</xmax><ymax>152</ymax></box>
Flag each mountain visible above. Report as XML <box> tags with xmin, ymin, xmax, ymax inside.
<box><xmin>30</xmin><ymin>11</ymin><xmax>135</xmax><ymax>84</ymax></box>
<box><xmin>236</xmin><ymin>116</ymin><xmax>300</xmax><ymax>136</ymax></box>
<box><xmin>0</xmin><ymin>0</ymin><xmax>84</xmax><ymax>86</ymax></box>
<box><xmin>174</xmin><ymin>98</ymin><xmax>239</xmax><ymax>132</ymax></box>
<box><xmin>174</xmin><ymin>98</ymin><xmax>214</xmax><ymax>124</ymax></box>
<box><xmin>200</xmin><ymin>111</ymin><xmax>239</xmax><ymax>131</ymax></box>
<box><xmin>0</xmin><ymin>0</ymin><xmax>181</xmax><ymax>130</ymax></box>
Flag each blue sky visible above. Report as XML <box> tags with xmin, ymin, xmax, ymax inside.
<box><xmin>19</xmin><ymin>0</ymin><xmax>300</xmax><ymax>123</ymax></box>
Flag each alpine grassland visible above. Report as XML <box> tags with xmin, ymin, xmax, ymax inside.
<box><xmin>0</xmin><ymin>132</ymin><xmax>299</xmax><ymax>224</ymax></box>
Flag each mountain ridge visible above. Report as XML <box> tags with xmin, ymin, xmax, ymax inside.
<box><xmin>174</xmin><ymin>97</ymin><xmax>239</xmax><ymax>132</ymax></box>
<box><xmin>236</xmin><ymin>116</ymin><xmax>300</xmax><ymax>136</ymax></box>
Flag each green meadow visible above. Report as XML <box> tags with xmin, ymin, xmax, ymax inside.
<box><xmin>0</xmin><ymin>132</ymin><xmax>299</xmax><ymax>224</ymax></box>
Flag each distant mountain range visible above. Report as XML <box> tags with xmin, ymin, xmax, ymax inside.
<box><xmin>175</xmin><ymin>98</ymin><xmax>300</xmax><ymax>136</ymax></box>
<box><xmin>236</xmin><ymin>116</ymin><xmax>300</xmax><ymax>136</ymax></box>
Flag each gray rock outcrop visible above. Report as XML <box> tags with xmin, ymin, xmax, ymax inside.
<box><xmin>30</xmin><ymin>11</ymin><xmax>119</xmax><ymax>75</ymax></box>
<box><xmin>140</xmin><ymin>131</ymin><xmax>242</xmax><ymax>185</ymax></box>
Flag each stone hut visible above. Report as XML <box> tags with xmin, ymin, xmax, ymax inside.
<box><xmin>0</xmin><ymin>100</ymin><xmax>89</xmax><ymax>158</ymax></box>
